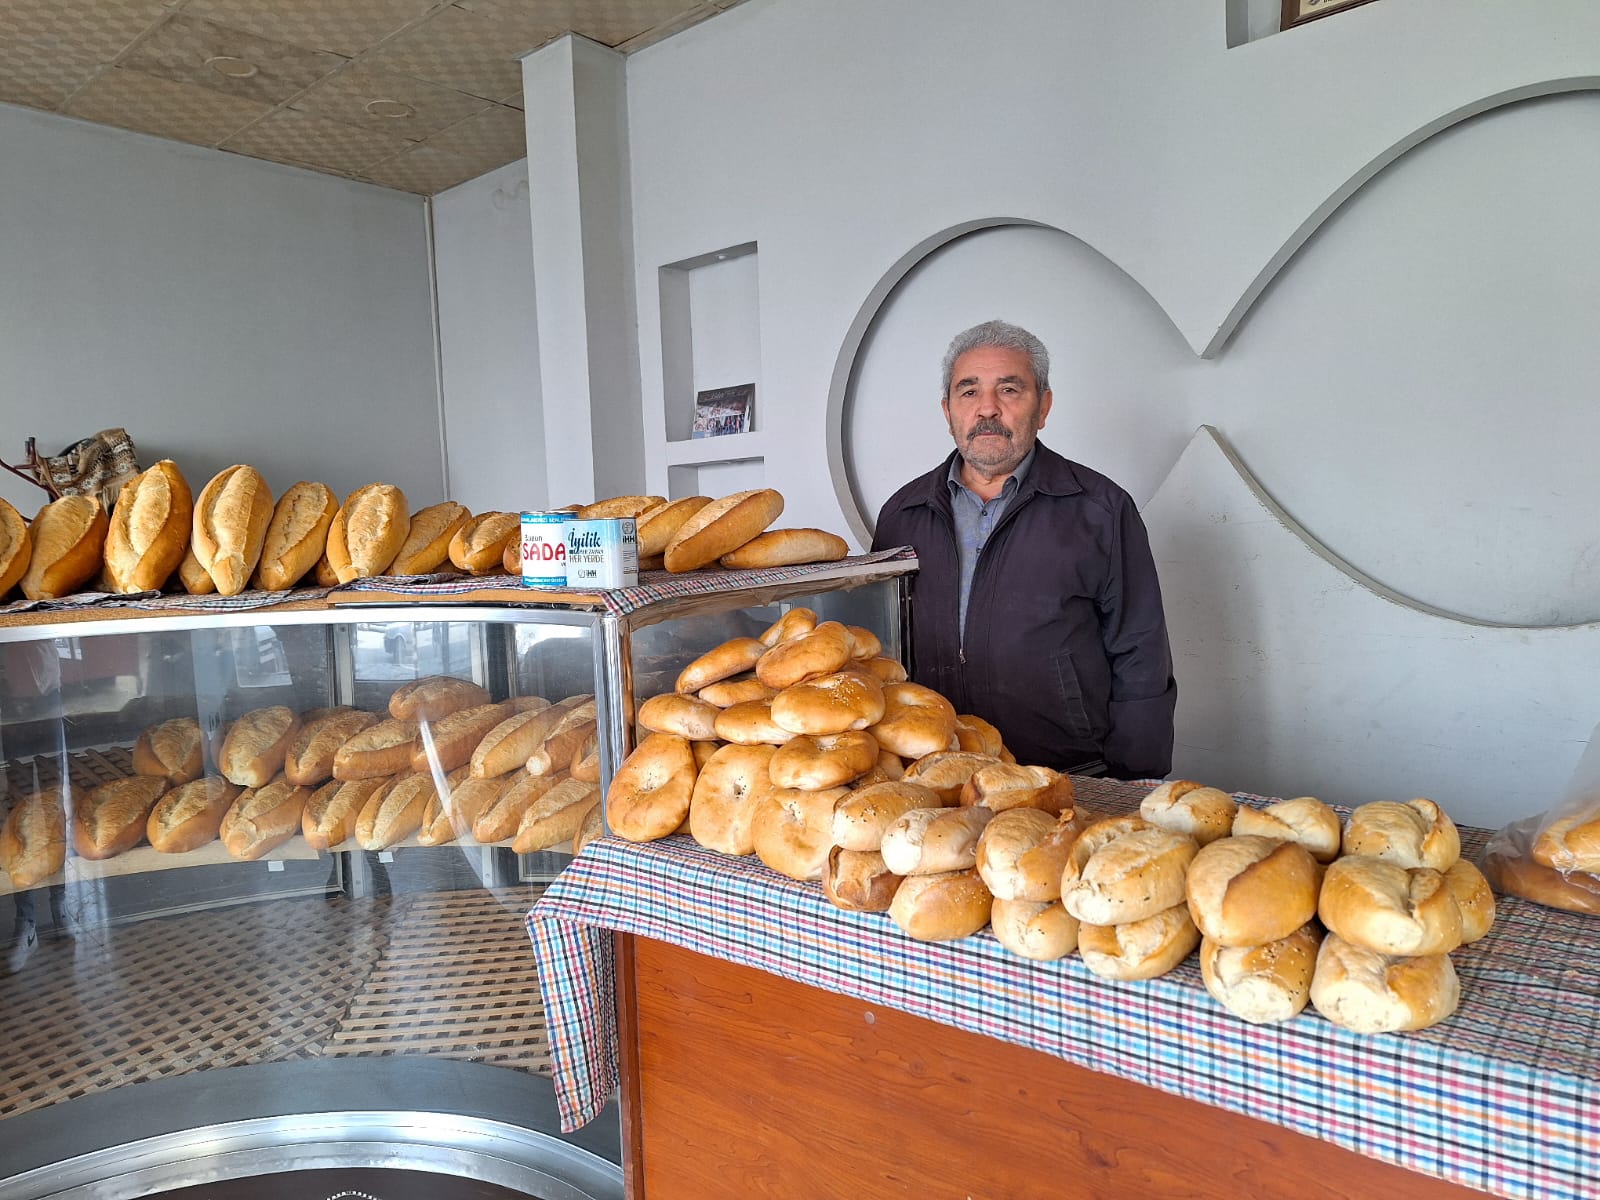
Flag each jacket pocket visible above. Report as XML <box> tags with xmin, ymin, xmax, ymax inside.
<box><xmin>1051</xmin><ymin>651</ymin><xmax>1094</xmax><ymax>742</ymax></box>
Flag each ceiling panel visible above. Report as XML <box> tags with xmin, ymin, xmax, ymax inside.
<box><xmin>181</xmin><ymin>0</ymin><xmax>444</xmax><ymax>58</ymax></box>
<box><xmin>360</xmin><ymin>141</ymin><xmax>485</xmax><ymax>195</ymax></box>
<box><xmin>64</xmin><ymin>66</ymin><xmax>273</xmax><ymax>146</ymax></box>
<box><xmin>118</xmin><ymin>12</ymin><xmax>347</xmax><ymax>106</ymax></box>
<box><xmin>221</xmin><ymin>106</ymin><xmax>415</xmax><ymax>172</ymax></box>
<box><xmin>0</xmin><ymin>0</ymin><xmax>175</xmax><ymax>65</ymax></box>
<box><xmin>425</xmin><ymin>101</ymin><xmax>524</xmax><ymax>164</ymax></box>
<box><xmin>359</xmin><ymin>5</ymin><xmax>529</xmax><ymax>103</ymax></box>
<box><xmin>0</xmin><ymin>41</ymin><xmax>100</xmax><ymax>111</ymax></box>
<box><xmin>290</xmin><ymin>63</ymin><xmax>491</xmax><ymax>141</ymax></box>
<box><xmin>456</xmin><ymin>0</ymin><xmax>696</xmax><ymax>48</ymax></box>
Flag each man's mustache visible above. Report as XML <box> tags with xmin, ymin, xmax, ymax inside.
<box><xmin>967</xmin><ymin>419</ymin><xmax>1010</xmax><ymax>440</ymax></box>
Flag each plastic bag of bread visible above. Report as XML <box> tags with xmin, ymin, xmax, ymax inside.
<box><xmin>1480</xmin><ymin>721</ymin><xmax>1600</xmax><ymax>916</ymax></box>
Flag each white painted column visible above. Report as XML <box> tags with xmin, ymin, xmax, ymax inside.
<box><xmin>520</xmin><ymin>34</ymin><xmax>644</xmax><ymax>507</ymax></box>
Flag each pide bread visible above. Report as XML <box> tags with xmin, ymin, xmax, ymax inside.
<box><xmin>755</xmin><ymin>621</ymin><xmax>854</xmax><ymax>689</ymax></box>
<box><xmin>831</xmin><ymin>780</ymin><xmax>943</xmax><ymax>852</ymax></box>
<box><xmin>471</xmin><ymin>703</ymin><xmax>571</xmax><ymax>779</ymax></box>
<box><xmin>327</xmin><ymin>482</ymin><xmax>409</xmax><ymax>583</ymax></box>
<box><xmin>1318</xmin><ymin>855</ymin><xmax>1463</xmax><ymax>957</ymax></box>
<box><xmin>712</xmin><ymin>700</ymin><xmax>796</xmax><ymax>746</ymax></box>
<box><xmin>689</xmin><ymin>742</ymin><xmax>776</xmax><ymax>856</ymax></box>
<box><xmin>866</xmin><ymin>682</ymin><xmax>956</xmax><ymax>758</ymax></box>
<box><xmin>990</xmin><ymin>897</ymin><xmax>1079</xmax><ymax>960</ymax></box>
<box><xmin>696</xmin><ymin>674</ymin><xmax>776</xmax><ymax>708</ymax></box>
<box><xmin>218</xmin><ymin>706</ymin><xmax>302</xmax><ymax>788</ymax></box>
<box><xmin>177</xmin><ymin>544</ymin><xmax>216</xmax><ymax>594</ymax></box>
<box><xmin>823</xmin><ymin>847</ymin><xmax>902</xmax><ymax>911</ymax></box>
<box><xmin>390</xmin><ymin>501</ymin><xmax>471</xmax><ymax>576</ymax></box>
<box><xmin>0</xmin><ymin>789</ymin><xmax>67</xmax><ymax>888</ymax></box>
<box><xmin>356</xmin><ymin>771</ymin><xmax>434</xmax><ymax>850</ymax></box>
<box><xmin>133</xmin><ymin>716</ymin><xmax>205</xmax><ymax>785</ymax></box>
<box><xmin>1184</xmin><ymin>835</ymin><xmax>1322</xmax><ymax>947</ymax></box>
<box><xmin>718</xmin><ymin>528</ymin><xmax>849</xmax><ymax>569</ymax></box>
<box><xmin>758</xmin><ymin>606</ymin><xmax>817</xmax><ymax>647</ymax></box>
<box><xmin>638</xmin><ymin>496</ymin><xmax>713</xmax><ymax>557</ymax></box>
<box><xmin>880</xmin><ymin>805</ymin><xmax>993</xmax><ymax>876</ymax></box>
<box><xmin>1078</xmin><ymin>903</ymin><xmax>1201</xmax><ymax>981</ymax></box>
<box><xmin>146</xmin><ymin>777</ymin><xmax>240</xmax><ymax>853</ymax></box>
<box><xmin>303</xmin><ymin>777</ymin><xmax>391</xmax><ymax>850</ymax></box>
<box><xmin>0</xmin><ymin>496</ymin><xmax>31</xmax><ymax>596</ymax></box>
<box><xmin>253</xmin><ymin>481</ymin><xmax>337</xmax><ymax>591</ymax></box>
<box><xmin>579</xmin><ymin>494</ymin><xmax>665</xmax><ymax>520</ymax></box>
<box><xmin>1443</xmin><ymin>858</ymin><xmax>1496</xmax><ymax>944</ymax></box>
<box><xmin>1199</xmin><ymin>924</ymin><xmax>1322</xmax><ymax>1025</ymax></box>
<box><xmin>1532</xmin><ymin>812</ymin><xmax>1600</xmax><ymax>874</ymax></box>
<box><xmin>512</xmin><ymin>778</ymin><xmax>601</xmax><ymax>854</ymax></box>
<box><xmin>1232</xmin><ymin>796</ymin><xmax>1342</xmax><ymax>864</ymax></box>
<box><xmin>284</xmin><ymin>708</ymin><xmax>380</xmax><ymax>787</ymax></box>
<box><xmin>449</xmin><ymin>511</ymin><xmax>519</xmax><ymax>575</ymax></box>
<box><xmin>888</xmin><ymin>869</ymin><xmax>992</xmax><ymax>941</ymax></box>
<box><xmin>1139</xmin><ymin>780</ymin><xmax>1239</xmax><ymax>846</ymax></box>
<box><xmin>771</xmin><ymin>670</ymin><xmax>886</xmax><ymax>736</ymax></box>
<box><xmin>751</xmin><ymin>785</ymin><xmax>848</xmax><ymax>880</ymax></box>
<box><xmin>675</xmin><ymin>637</ymin><xmax>766</xmax><ymax>693</ymax></box>
<box><xmin>72</xmin><ymin>776</ymin><xmax>169</xmax><ymax>859</ymax></box>
<box><xmin>976</xmin><ymin>808</ymin><xmax>1092</xmax><ymax>902</ymax></box>
<box><xmin>606</xmin><ymin>732</ymin><xmax>698</xmax><ymax>842</ymax></box>
<box><xmin>900</xmin><ymin>751</ymin><xmax>1002</xmax><ymax>805</ymax></box>
<box><xmin>1309</xmin><ymin>932</ymin><xmax>1460</xmax><ymax>1034</ymax></box>
<box><xmin>960</xmin><ymin>763</ymin><xmax>1075</xmax><ymax>816</ymax></box>
<box><xmin>769</xmin><ymin>730</ymin><xmax>878</xmax><ymax>790</ymax></box>
<box><xmin>390</xmin><ymin>675</ymin><xmax>494</xmax><ymax>722</ymax></box>
<box><xmin>333</xmin><ymin>718</ymin><xmax>420</xmax><ymax>781</ymax></box>
<box><xmin>411</xmin><ymin>702</ymin><xmax>512</xmax><ymax>773</ymax></box>
<box><xmin>1061</xmin><ymin>822</ymin><xmax>1197</xmax><ymax>925</ymax></box>
<box><xmin>662</xmin><ymin>488</ymin><xmax>784</xmax><ymax>572</ymax></box>
<box><xmin>1342</xmin><ymin>798</ymin><xmax>1460</xmax><ymax>871</ymax></box>
<box><xmin>21</xmin><ymin>494</ymin><xmax>108</xmax><ymax>600</ymax></box>
<box><xmin>192</xmin><ymin>465</ymin><xmax>273</xmax><ymax>596</ymax></box>
<box><xmin>639</xmin><ymin>692</ymin><xmax>722</xmax><ymax>740</ymax></box>
<box><xmin>105</xmin><ymin>459</ymin><xmax>193</xmax><ymax>594</ymax></box>
<box><xmin>221</xmin><ymin>777</ymin><xmax>312</xmax><ymax>860</ymax></box>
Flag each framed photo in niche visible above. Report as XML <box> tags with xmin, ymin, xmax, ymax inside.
<box><xmin>1282</xmin><ymin>0</ymin><xmax>1380</xmax><ymax>29</ymax></box>
<box><xmin>691</xmin><ymin>383</ymin><xmax>755</xmax><ymax>439</ymax></box>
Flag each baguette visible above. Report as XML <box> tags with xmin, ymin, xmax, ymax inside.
<box><xmin>132</xmin><ymin>716</ymin><xmax>205</xmax><ymax>785</ymax></box>
<box><xmin>326</xmin><ymin>482</ymin><xmax>409</xmax><ymax>583</ymax></box>
<box><xmin>511</xmin><ymin>778</ymin><xmax>601</xmax><ymax>853</ymax></box>
<box><xmin>572</xmin><ymin>801</ymin><xmax>605</xmax><ymax>855</ymax></box>
<box><xmin>389</xmin><ymin>675</ymin><xmax>492</xmax><ymax>722</ymax></box>
<box><xmin>220</xmin><ymin>777</ymin><xmax>312</xmax><ymax>860</ymax></box>
<box><xmin>418</xmin><ymin>767</ymin><xmax>505</xmax><ymax>846</ymax></box>
<box><xmin>218</xmin><ymin>706</ymin><xmax>303</xmax><ymax>788</ymax></box>
<box><xmin>146</xmin><ymin>777</ymin><xmax>241</xmax><ymax>853</ymax></box>
<box><xmin>176</xmin><ymin>544</ymin><xmax>216</xmax><ymax>594</ymax></box>
<box><xmin>356</xmin><ymin>771</ymin><xmax>435</xmax><ymax>850</ymax></box>
<box><xmin>570</xmin><ymin>732</ymin><xmax>601</xmax><ymax>783</ymax></box>
<box><xmin>448</xmin><ymin>511</ymin><xmax>520</xmax><ymax>575</ymax></box>
<box><xmin>471</xmin><ymin>702</ymin><xmax>572</xmax><ymax>779</ymax></box>
<box><xmin>527</xmin><ymin>715</ymin><xmax>599</xmax><ymax>777</ymax></box>
<box><xmin>412</xmin><ymin>702</ymin><xmax>514</xmax><ymax>773</ymax></box>
<box><xmin>284</xmin><ymin>708</ymin><xmax>380</xmax><ymax>787</ymax></box>
<box><xmin>332</xmin><ymin>718</ymin><xmax>419</xmax><ymax>781</ymax></box>
<box><xmin>718</xmin><ymin>528</ymin><xmax>849</xmax><ymax>570</ymax></box>
<box><xmin>72</xmin><ymin>776</ymin><xmax>169</xmax><ymax>859</ymax></box>
<box><xmin>390</xmin><ymin>501</ymin><xmax>471</xmax><ymax>576</ymax></box>
<box><xmin>20</xmin><ymin>494</ymin><xmax>108</xmax><ymax>600</ymax></box>
<box><xmin>192</xmin><ymin>465</ymin><xmax>273</xmax><ymax>596</ymax></box>
<box><xmin>0</xmin><ymin>496</ymin><xmax>31</xmax><ymax>596</ymax></box>
<box><xmin>637</xmin><ymin>496</ymin><xmax>712</xmax><ymax>557</ymax></box>
<box><xmin>662</xmin><ymin>488</ymin><xmax>784</xmax><ymax>573</ymax></box>
<box><xmin>303</xmin><ymin>776</ymin><xmax>392</xmax><ymax>850</ymax></box>
<box><xmin>104</xmin><ymin>459</ymin><xmax>193</xmax><ymax>594</ymax></box>
<box><xmin>0</xmin><ymin>789</ymin><xmax>67</xmax><ymax>887</ymax></box>
<box><xmin>578</xmin><ymin>495</ymin><xmax>665</xmax><ymax>520</ymax></box>
<box><xmin>253</xmin><ymin>481</ymin><xmax>338</xmax><ymax>591</ymax></box>
<box><xmin>474</xmin><ymin>771</ymin><xmax>568</xmax><ymax>843</ymax></box>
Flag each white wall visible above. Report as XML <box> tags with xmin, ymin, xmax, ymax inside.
<box><xmin>432</xmin><ymin>158</ymin><xmax>545</xmax><ymax>515</ymax></box>
<box><xmin>0</xmin><ymin>104</ymin><xmax>441</xmax><ymax>517</ymax></box>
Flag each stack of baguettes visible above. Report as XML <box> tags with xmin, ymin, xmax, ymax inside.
<box><xmin>0</xmin><ymin>675</ymin><xmax>601</xmax><ymax>887</ymax></box>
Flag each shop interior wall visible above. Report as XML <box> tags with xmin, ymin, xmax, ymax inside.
<box><xmin>616</xmin><ymin>0</ymin><xmax>1600</xmax><ymax>821</ymax></box>
<box><xmin>0</xmin><ymin>104</ymin><xmax>442</xmax><ymax>517</ymax></box>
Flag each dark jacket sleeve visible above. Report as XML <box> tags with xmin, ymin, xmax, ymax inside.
<box><xmin>1097</xmin><ymin>493</ymin><xmax>1176</xmax><ymax>779</ymax></box>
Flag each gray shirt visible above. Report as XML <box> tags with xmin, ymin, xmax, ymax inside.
<box><xmin>945</xmin><ymin>446</ymin><xmax>1036</xmax><ymax>640</ymax></box>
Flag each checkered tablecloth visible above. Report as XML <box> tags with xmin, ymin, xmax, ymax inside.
<box><xmin>526</xmin><ymin>778</ymin><xmax>1600</xmax><ymax>1200</ymax></box>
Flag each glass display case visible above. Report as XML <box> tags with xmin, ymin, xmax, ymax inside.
<box><xmin>0</xmin><ymin>560</ymin><xmax>910</xmax><ymax>1199</ymax></box>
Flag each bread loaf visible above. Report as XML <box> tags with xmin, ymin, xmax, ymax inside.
<box><xmin>570</xmin><ymin>732</ymin><xmax>601</xmax><ymax>783</ymax></box>
<box><xmin>688</xmin><ymin>742</ymin><xmax>776</xmax><ymax>856</ymax></box>
<box><xmin>71</xmin><ymin>776</ymin><xmax>167</xmax><ymax>859</ymax></box>
<box><xmin>192</xmin><ymin>465</ymin><xmax>273</xmax><ymax>596</ymax></box>
<box><xmin>390</xmin><ymin>501</ymin><xmax>471</xmax><ymax>576</ymax></box>
<box><xmin>221</xmin><ymin>777</ymin><xmax>312</xmax><ymax>860</ymax></box>
<box><xmin>880</xmin><ymin>805</ymin><xmax>993</xmax><ymax>876</ymax></box>
<box><xmin>823</xmin><ymin>847</ymin><xmax>902</xmax><ymax>911</ymax></box>
<box><xmin>132</xmin><ymin>716</ymin><xmax>205</xmax><ymax>785</ymax></box>
<box><xmin>332</xmin><ymin>718</ymin><xmax>419</xmax><ymax>781</ymax></box>
<box><xmin>676</xmin><ymin>638</ymin><xmax>768</xmax><ymax>693</ymax></box>
<box><xmin>831</xmin><ymin>780</ymin><xmax>943</xmax><ymax>852</ymax></box>
<box><xmin>511</xmin><ymin>778</ymin><xmax>601</xmax><ymax>853</ymax></box>
<box><xmin>900</xmin><ymin>751</ymin><xmax>1002</xmax><ymax>805</ymax></box>
<box><xmin>1532</xmin><ymin>811</ymin><xmax>1600</xmax><ymax>875</ymax></box>
<box><xmin>0</xmin><ymin>789</ymin><xmax>67</xmax><ymax>887</ymax></box>
<box><xmin>572</xmin><ymin>801</ymin><xmax>605</xmax><ymax>854</ymax></box>
<box><xmin>105</xmin><ymin>459</ymin><xmax>193</xmax><ymax>594</ymax></box>
<box><xmin>960</xmin><ymin>762</ymin><xmax>1074</xmax><ymax>816</ymax></box>
<box><xmin>606</xmin><ymin>732</ymin><xmax>698</xmax><ymax>842</ymax></box>
<box><xmin>1078</xmin><ymin>903</ymin><xmax>1201</xmax><ymax>981</ymax></box>
<box><xmin>952</xmin><ymin>713</ymin><xmax>1004</xmax><ymax>756</ymax></box>
<box><xmin>663</xmin><ymin>488</ymin><xmax>785</xmax><ymax>572</ymax></box>
<box><xmin>771</xmin><ymin>670</ymin><xmax>886</xmax><ymax>736</ymax></box>
<box><xmin>1199</xmin><ymin>924</ymin><xmax>1323</xmax><ymax>1025</ymax></box>
<box><xmin>474</xmin><ymin>770</ymin><xmax>568</xmax><ymax>843</ymax></box>
<box><xmin>20</xmin><ymin>494</ymin><xmax>108</xmax><ymax>600</ymax></box>
<box><xmin>0</xmin><ymin>496</ymin><xmax>31</xmax><ymax>596</ymax></box>
<box><xmin>1318</xmin><ymin>855</ymin><xmax>1463</xmax><ymax>957</ymax></box>
<box><xmin>1139</xmin><ymin>780</ymin><xmax>1239</xmax><ymax>846</ymax></box>
<box><xmin>888</xmin><ymin>869</ymin><xmax>992</xmax><ymax>941</ymax></box>
<box><xmin>418</xmin><ymin>768</ymin><xmax>505</xmax><ymax>846</ymax></box>
<box><xmin>1443</xmin><ymin>858</ymin><xmax>1496</xmax><ymax>944</ymax></box>
<box><xmin>1343</xmin><ymin>798</ymin><xmax>1460</xmax><ymax>871</ymax></box>
<box><xmin>639</xmin><ymin>692</ymin><xmax>722</xmax><ymax>740</ymax></box>
<box><xmin>696</xmin><ymin>674</ymin><xmax>777</xmax><ymax>708</ymax></box>
<box><xmin>218</xmin><ymin>706</ymin><xmax>303</xmax><ymax>788</ymax></box>
<box><xmin>712</xmin><ymin>700</ymin><xmax>796</xmax><ymax>746</ymax></box>
<box><xmin>638</xmin><ymin>496</ymin><xmax>713</xmax><ymax>557</ymax></box>
<box><xmin>1309</xmin><ymin>933</ymin><xmax>1460</xmax><ymax>1034</ymax></box>
<box><xmin>326</xmin><ymin>482</ymin><xmax>409</xmax><ymax>583</ymax></box>
<box><xmin>303</xmin><ymin>776</ymin><xmax>391</xmax><ymax>850</ymax></box>
<box><xmin>146</xmin><ymin>777</ymin><xmax>240</xmax><ymax>854</ymax></box>
<box><xmin>976</xmin><ymin>807</ymin><xmax>1092</xmax><ymax>902</ymax></box>
<box><xmin>526</xmin><ymin>708</ymin><xmax>599</xmax><ymax>777</ymax></box>
<box><xmin>284</xmin><ymin>708</ymin><xmax>380</xmax><ymax>787</ymax></box>
<box><xmin>1231</xmin><ymin>796</ymin><xmax>1342</xmax><ymax>864</ymax></box>
<box><xmin>176</xmin><ymin>544</ymin><xmax>215</xmax><ymax>594</ymax></box>
<box><xmin>388</xmin><ymin>674</ymin><xmax>493</xmax><ymax>722</ymax></box>
<box><xmin>751</xmin><ymin>785</ymin><xmax>846</xmax><ymax>880</ymax></box>
<box><xmin>990</xmin><ymin>896</ymin><xmax>1079</xmax><ymax>960</ymax></box>
<box><xmin>412</xmin><ymin>702</ymin><xmax>513</xmax><ymax>773</ymax></box>
<box><xmin>253</xmin><ymin>481</ymin><xmax>338</xmax><ymax>591</ymax></box>
<box><xmin>1482</xmin><ymin>851</ymin><xmax>1600</xmax><ymax>915</ymax></box>
<box><xmin>312</xmin><ymin>552</ymin><xmax>339</xmax><ymax>588</ymax></box>
<box><xmin>579</xmin><ymin>495</ymin><xmax>665</xmax><ymax>520</ymax></box>
<box><xmin>356</xmin><ymin>771</ymin><xmax>434</xmax><ymax>850</ymax></box>
<box><xmin>471</xmin><ymin>704</ymin><xmax>571</xmax><ymax>779</ymax></box>
<box><xmin>718</xmin><ymin>528</ymin><xmax>849</xmax><ymax>569</ymax></box>
<box><xmin>755</xmin><ymin>621</ymin><xmax>854</xmax><ymax>689</ymax></box>
<box><xmin>758</xmin><ymin>606</ymin><xmax>818</xmax><ymax>647</ymax></box>
<box><xmin>769</xmin><ymin>730</ymin><xmax>879</xmax><ymax>790</ymax></box>
<box><xmin>1184</xmin><ymin>835</ymin><xmax>1322</xmax><ymax>947</ymax></box>
<box><xmin>448</xmin><ymin>511</ymin><xmax>519</xmax><ymax>575</ymax></box>
<box><xmin>1061</xmin><ymin>825</ymin><xmax>1199</xmax><ymax>926</ymax></box>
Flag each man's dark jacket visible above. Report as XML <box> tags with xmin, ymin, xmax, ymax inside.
<box><xmin>872</xmin><ymin>440</ymin><xmax>1176</xmax><ymax>778</ymax></box>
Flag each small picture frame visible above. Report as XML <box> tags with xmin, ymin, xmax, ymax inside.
<box><xmin>1282</xmin><ymin>0</ymin><xmax>1380</xmax><ymax>29</ymax></box>
<box><xmin>691</xmin><ymin>383</ymin><xmax>755</xmax><ymax>439</ymax></box>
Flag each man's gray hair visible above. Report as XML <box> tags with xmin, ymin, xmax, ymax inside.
<box><xmin>941</xmin><ymin>320</ymin><xmax>1050</xmax><ymax>398</ymax></box>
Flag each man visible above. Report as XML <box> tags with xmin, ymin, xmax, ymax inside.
<box><xmin>872</xmin><ymin>319</ymin><xmax>1176</xmax><ymax>779</ymax></box>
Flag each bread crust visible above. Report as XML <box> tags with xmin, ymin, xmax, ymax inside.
<box><xmin>21</xmin><ymin>494</ymin><xmax>109</xmax><ymax>600</ymax></box>
<box><xmin>718</xmin><ymin>527</ymin><xmax>848</xmax><ymax>569</ymax></box>
<box><xmin>391</xmin><ymin>501</ymin><xmax>471</xmax><ymax>576</ymax></box>
<box><xmin>449</xmin><ymin>511</ymin><xmax>519</xmax><ymax>575</ymax></box>
<box><xmin>578</xmin><ymin>495</ymin><xmax>665</xmax><ymax>520</ymax></box>
<box><xmin>0</xmin><ymin>496</ymin><xmax>31</xmax><ymax>596</ymax></box>
<box><xmin>1318</xmin><ymin>854</ymin><xmax>1463</xmax><ymax>956</ymax></box>
<box><xmin>977</xmin><ymin>807</ymin><xmax>1092</xmax><ymax>902</ymax></box>
<box><xmin>1184</xmin><ymin>835</ymin><xmax>1322</xmax><ymax>947</ymax></box>
<box><xmin>389</xmin><ymin>675</ymin><xmax>493</xmax><ymax>722</ymax></box>
<box><xmin>900</xmin><ymin>751</ymin><xmax>1002</xmax><ymax>805</ymax></box>
<box><xmin>327</xmin><ymin>482</ymin><xmax>409</xmax><ymax>583</ymax></box>
<box><xmin>332</xmin><ymin>717</ymin><xmax>420</xmax><ymax>781</ymax></box>
<box><xmin>1309</xmin><ymin>932</ymin><xmax>1460</xmax><ymax>1033</ymax></box>
<box><xmin>219</xmin><ymin>706</ymin><xmax>303</xmax><ymax>788</ymax></box>
<box><xmin>1200</xmin><ymin>924</ymin><xmax>1322</xmax><ymax>1024</ymax></box>
<box><xmin>888</xmin><ymin>869</ymin><xmax>992</xmax><ymax>941</ymax></box>
<box><xmin>147</xmin><ymin>777</ymin><xmax>240</xmax><ymax>853</ymax></box>
<box><xmin>105</xmin><ymin>459</ymin><xmax>193</xmax><ymax>594</ymax></box>
<box><xmin>192</xmin><ymin>465</ymin><xmax>273</xmax><ymax>596</ymax></box>
<box><xmin>221</xmin><ymin>777</ymin><xmax>312</xmax><ymax>860</ymax></box>
<box><xmin>284</xmin><ymin>708</ymin><xmax>380</xmax><ymax>787</ymax></box>
<box><xmin>662</xmin><ymin>488</ymin><xmax>784</xmax><ymax>572</ymax></box>
<box><xmin>0</xmin><ymin>789</ymin><xmax>67</xmax><ymax>887</ymax></box>
<box><xmin>254</xmin><ymin>481</ymin><xmax>337</xmax><ymax>591</ymax></box>
<box><xmin>133</xmin><ymin>716</ymin><xmax>205</xmax><ymax>785</ymax></box>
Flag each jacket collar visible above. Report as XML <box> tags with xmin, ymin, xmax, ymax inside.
<box><xmin>912</xmin><ymin>439</ymin><xmax>1084</xmax><ymax>512</ymax></box>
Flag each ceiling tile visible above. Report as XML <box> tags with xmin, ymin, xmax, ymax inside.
<box><xmin>63</xmin><ymin>66</ymin><xmax>273</xmax><ymax>146</ymax></box>
<box><xmin>291</xmin><ymin>64</ymin><xmax>491</xmax><ymax>141</ymax></box>
<box><xmin>499</xmin><ymin>87</ymin><xmax>523</xmax><ymax>111</ymax></box>
<box><xmin>425</xmin><ymin>102</ymin><xmax>524</xmax><ymax>164</ymax></box>
<box><xmin>359</xmin><ymin>142</ymin><xmax>484</xmax><ymax>195</ymax></box>
<box><xmin>181</xmin><ymin>0</ymin><xmax>444</xmax><ymax>58</ymax></box>
<box><xmin>119</xmin><ymin>12</ymin><xmax>346</xmax><ymax>107</ymax></box>
<box><xmin>0</xmin><ymin>0</ymin><xmax>173</xmax><ymax>65</ymax></box>
<box><xmin>0</xmin><ymin>42</ymin><xmax>101</xmax><ymax>112</ymax></box>
<box><xmin>220</xmin><ymin>107</ymin><xmax>414</xmax><ymax>173</ymax></box>
<box><xmin>360</xmin><ymin>5</ymin><xmax>533</xmax><ymax>102</ymax></box>
<box><xmin>456</xmin><ymin>0</ymin><xmax>705</xmax><ymax>49</ymax></box>
<box><xmin>615</xmin><ymin>2</ymin><xmax>721</xmax><ymax>53</ymax></box>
